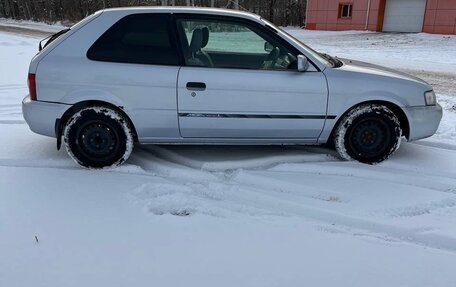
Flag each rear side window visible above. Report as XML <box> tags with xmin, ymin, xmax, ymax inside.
<box><xmin>87</xmin><ymin>13</ymin><xmax>178</xmax><ymax>65</ymax></box>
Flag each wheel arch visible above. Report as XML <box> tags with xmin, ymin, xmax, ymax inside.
<box><xmin>56</xmin><ymin>100</ymin><xmax>138</xmax><ymax>149</ymax></box>
<box><xmin>329</xmin><ymin>100</ymin><xmax>410</xmax><ymax>142</ymax></box>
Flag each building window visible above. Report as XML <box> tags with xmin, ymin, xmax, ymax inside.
<box><xmin>339</xmin><ymin>3</ymin><xmax>353</xmax><ymax>18</ymax></box>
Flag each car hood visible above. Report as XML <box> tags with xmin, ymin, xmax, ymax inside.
<box><xmin>337</xmin><ymin>58</ymin><xmax>430</xmax><ymax>86</ymax></box>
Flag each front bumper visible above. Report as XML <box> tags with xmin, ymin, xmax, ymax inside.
<box><xmin>22</xmin><ymin>96</ymin><xmax>70</xmax><ymax>138</ymax></box>
<box><xmin>403</xmin><ymin>104</ymin><xmax>443</xmax><ymax>141</ymax></box>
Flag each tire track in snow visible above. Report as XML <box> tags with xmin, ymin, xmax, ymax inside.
<box><xmin>0</xmin><ymin>104</ymin><xmax>23</xmax><ymax>114</ymax></box>
<box><xmin>374</xmin><ymin>197</ymin><xmax>456</xmax><ymax>218</ymax></box>
<box><xmin>0</xmin><ymin>85</ymin><xmax>25</xmax><ymax>91</ymax></box>
<box><xmin>0</xmin><ymin>120</ymin><xmax>25</xmax><ymax>124</ymax></box>
<box><xmin>148</xmin><ymin>144</ymin><xmax>456</xmax><ymax>197</ymax></box>
<box><xmin>127</xmin><ymin>145</ymin><xmax>456</xmax><ymax>252</ymax></box>
<box><xmin>0</xmin><ymin>158</ymin><xmax>76</xmax><ymax>169</ymax></box>
<box><xmin>231</xmin><ymin>168</ymin><xmax>456</xmax><ymax>222</ymax></box>
<box><xmin>4</xmin><ymin>149</ymin><xmax>456</xmax><ymax>253</ymax></box>
<box><xmin>132</xmin><ymin>170</ymin><xmax>456</xmax><ymax>252</ymax></box>
<box><xmin>0</xmin><ymin>97</ymin><xmax>23</xmax><ymax>124</ymax></box>
<box><xmin>0</xmin><ymin>105</ymin><xmax>21</xmax><ymax>109</ymax></box>
<box><xmin>2</xmin><ymin>144</ymin><xmax>455</xmax><ymax>252</ymax></box>
<box><xmin>269</xmin><ymin>163</ymin><xmax>456</xmax><ymax>195</ymax></box>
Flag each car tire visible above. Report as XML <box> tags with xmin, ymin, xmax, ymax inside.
<box><xmin>334</xmin><ymin>104</ymin><xmax>402</xmax><ymax>164</ymax></box>
<box><xmin>63</xmin><ymin>106</ymin><xmax>134</xmax><ymax>168</ymax></box>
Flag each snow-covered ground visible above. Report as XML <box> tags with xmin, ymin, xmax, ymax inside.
<box><xmin>1</xmin><ymin>23</ymin><xmax>456</xmax><ymax>287</ymax></box>
<box><xmin>287</xmin><ymin>28</ymin><xmax>456</xmax><ymax>74</ymax></box>
<box><xmin>0</xmin><ymin>18</ymin><xmax>65</xmax><ymax>33</ymax></box>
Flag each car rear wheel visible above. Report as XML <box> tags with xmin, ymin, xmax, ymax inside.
<box><xmin>64</xmin><ymin>106</ymin><xmax>134</xmax><ymax>168</ymax></box>
<box><xmin>334</xmin><ymin>104</ymin><xmax>402</xmax><ymax>164</ymax></box>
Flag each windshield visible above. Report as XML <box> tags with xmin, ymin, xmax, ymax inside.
<box><xmin>260</xmin><ymin>18</ymin><xmax>331</xmax><ymax>67</ymax></box>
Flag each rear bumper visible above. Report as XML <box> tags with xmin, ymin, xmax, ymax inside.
<box><xmin>22</xmin><ymin>96</ymin><xmax>70</xmax><ymax>138</ymax></box>
<box><xmin>403</xmin><ymin>104</ymin><xmax>443</xmax><ymax>141</ymax></box>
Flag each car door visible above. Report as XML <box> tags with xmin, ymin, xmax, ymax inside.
<box><xmin>175</xmin><ymin>15</ymin><xmax>328</xmax><ymax>140</ymax></box>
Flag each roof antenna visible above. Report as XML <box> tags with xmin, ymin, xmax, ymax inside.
<box><xmin>225</xmin><ymin>0</ymin><xmax>249</xmax><ymax>12</ymax></box>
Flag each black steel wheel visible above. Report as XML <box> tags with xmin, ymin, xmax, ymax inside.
<box><xmin>64</xmin><ymin>106</ymin><xmax>133</xmax><ymax>168</ymax></box>
<box><xmin>334</xmin><ymin>104</ymin><xmax>402</xmax><ymax>164</ymax></box>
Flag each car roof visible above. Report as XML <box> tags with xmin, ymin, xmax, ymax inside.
<box><xmin>101</xmin><ymin>6</ymin><xmax>262</xmax><ymax>22</ymax></box>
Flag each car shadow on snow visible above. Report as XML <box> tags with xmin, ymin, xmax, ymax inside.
<box><xmin>129</xmin><ymin>144</ymin><xmax>341</xmax><ymax>172</ymax></box>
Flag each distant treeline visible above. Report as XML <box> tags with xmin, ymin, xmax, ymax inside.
<box><xmin>0</xmin><ymin>0</ymin><xmax>307</xmax><ymax>27</ymax></box>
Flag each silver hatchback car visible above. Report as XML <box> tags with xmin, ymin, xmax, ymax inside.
<box><xmin>22</xmin><ymin>7</ymin><xmax>442</xmax><ymax>168</ymax></box>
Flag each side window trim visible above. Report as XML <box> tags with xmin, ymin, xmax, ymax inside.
<box><xmin>169</xmin><ymin>13</ymin><xmax>186</xmax><ymax>66</ymax></box>
<box><xmin>171</xmin><ymin>13</ymin><xmax>191</xmax><ymax>66</ymax></box>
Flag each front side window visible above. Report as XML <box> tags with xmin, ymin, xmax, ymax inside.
<box><xmin>176</xmin><ymin>18</ymin><xmax>297</xmax><ymax>71</ymax></box>
<box><xmin>87</xmin><ymin>14</ymin><xmax>178</xmax><ymax>65</ymax></box>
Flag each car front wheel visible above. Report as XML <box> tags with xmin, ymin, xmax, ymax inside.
<box><xmin>334</xmin><ymin>104</ymin><xmax>402</xmax><ymax>164</ymax></box>
<box><xmin>64</xmin><ymin>106</ymin><xmax>134</xmax><ymax>168</ymax></box>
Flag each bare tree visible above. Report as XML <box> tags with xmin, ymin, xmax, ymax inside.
<box><xmin>0</xmin><ymin>0</ymin><xmax>305</xmax><ymax>27</ymax></box>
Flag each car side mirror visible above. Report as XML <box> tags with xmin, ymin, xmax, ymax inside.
<box><xmin>264</xmin><ymin>42</ymin><xmax>274</xmax><ymax>53</ymax></box>
<box><xmin>297</xmin><ymin>55</ymin><xmax>309</xmax><ymax>72</ymax></box>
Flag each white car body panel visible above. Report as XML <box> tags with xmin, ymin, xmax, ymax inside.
<box><xmin>23</xmin><ymin>7</ymin><xmax>442</xmax><ymax>146</ymax></box>
<box><xmin>178</xmin><ymin>67</ymin><xmax>328</xmax><ymax>140</ymax></box>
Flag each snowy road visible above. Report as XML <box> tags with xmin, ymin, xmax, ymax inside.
<box><xmin>1</xmin><ymin>24</ymin><xmax>456</xmax><ymax>287</ymax></box>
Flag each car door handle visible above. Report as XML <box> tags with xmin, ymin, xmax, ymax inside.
<box><xmin>186</xmin><ymin>82</ymin><xmax>206</xmax><ymax>91</ymax></box>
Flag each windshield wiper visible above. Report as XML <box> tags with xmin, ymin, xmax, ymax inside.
<box><xmin>320</xmin><ymin>53</ymin><xmax>335</xmax><ymax>66</ymax></box>
<box><xmin>320</xmin><ymin>53</ymin><xmax>343</xmax><ymax>68</ymax></box>
<box><xmin>39</xmin><ymin>28</ymin><xmax>70</xmax><ymax>51</ymax></box>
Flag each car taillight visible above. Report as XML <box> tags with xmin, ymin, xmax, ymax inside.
<box><xmin>27</xmin><ymin>73</ymin><xmax>37</xmax><ymax>101</ymax></box>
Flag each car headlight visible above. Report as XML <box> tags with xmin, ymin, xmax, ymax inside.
<box><xmin>424</xmin><ymin>90</ymin><xmax>436</xmax><ymax>106</ymax></box>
